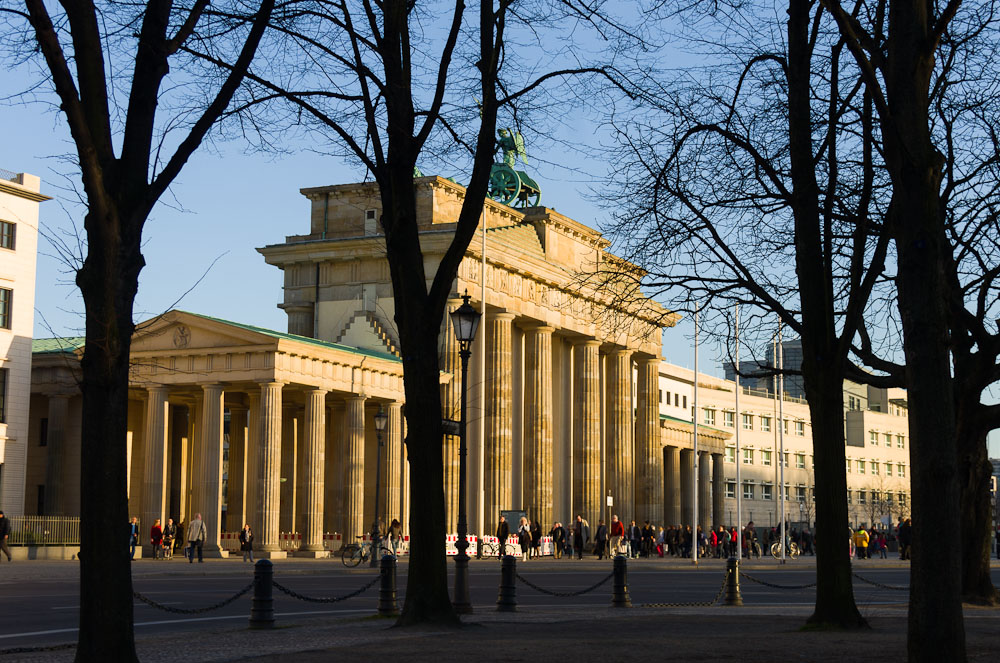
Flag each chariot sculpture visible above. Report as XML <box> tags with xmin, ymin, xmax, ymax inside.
<box><xmin>488</xmin><ymin>128</ymin><xmax>541</xmax><ymax>208</ymax></box>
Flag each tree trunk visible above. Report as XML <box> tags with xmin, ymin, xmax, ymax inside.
<box><xmin>74</xmin><ymin>206</ymin><xmax>142</xmax><ymax>662</ymax></box>
<box><xmin>957</xmin><ymin>422</ymin><xmax>998</xmax><ymax>604</ymax></box>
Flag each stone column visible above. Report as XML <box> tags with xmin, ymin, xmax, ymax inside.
<box><xmin>698</xmin><ymin>450</ymin><xmax>711</xmax><ymax>533</ymax></box>
<box><xmin>712</xmin><ymin>453</ymin><xmax>725</xmax><ymax>529</ymax></box>
<box><xmin>280</xmin><ymin>404</ymin><xmax>298</xmax><ymax>534</ymax></box>
<box><xmin>140</xmin><ymin>387</ymin><xmax>169</xmax><ymax>554</ymax></box>
<box><xmin>257</xmin><ymin>381</ymin><xmax>285</xmax><ymax>557</ymax></box>
<box><xmin>485</xmin><ymin>312</ymin><xmax>515</xmax><ymax>523</ymax></box>
<box><xmin>44</xmin><ymin>394</ymin><xmax>71</xmax><ymax>516</ymax></box>
<box><xmin>635</xmin><ymin>356</ymin><xmax>661</xmax><ymax>525</ymax></box>
<box><xmin>384</xmin><ymin>402</ymin><xmax>403</xmax><ymax>524</ymax></box>
<box><xmin>344</xmin><ymin>396</ymin><xmax>367</xmax><ymax>540</ymax></box>
<box><xmin>227</xmin><ymin>406</ymin><xmax>248</xmax><ymax>532</ymax></box>
<box><xmin>324</xmin><ymin>405</ymin><xmax>341</xmax><ymax>535</ymax></box>
<box><xmin>284</xmin><ymin>303</ymin><xmax>315</xmax><ymax>337</ymax></box>
<box><xmin>680</xmin><ymin>448</ymin><xmax>694</xmax><ymax>526</ymax></box>
<box><xmin>441</xmin><ymin>296</ymin><xmax>463</xmax><ymax>533</ymax></box>
<box><xmin>298</xmin><ymin>388</ymin><xmax>328</xmax><ymax>556</ymax></box>
<box><xmin>245</xmin><ymin>392</ymin><xmax>261</xmax><ymax>538</ymax></box>
<box><xmin>199</xmin><ymin>384</ymin><xmax>227</xmax><ymax>557</ymax></box>
<box><xmin>523</xmin><ymin>325</ymin><xmax>554</xmax><ymax>527</ymax></box>
<box><xmin>187</xmin><ymin>397</ymin><xmax>202</xmax><ymax>523</ymax></box>
<box><xmin>664</xmin><ymin>445</ymin><xmax>681</xmax><ymax>525</ymax></box>
<box><xmin>605</xmin><ymin>349</ymin><xmax>633</xmax><ymax>522</ymax></box>
<box><xmin>573</xmin><ymin>339</ymin><xmax>602</xmax><ymax>526</ymax></box>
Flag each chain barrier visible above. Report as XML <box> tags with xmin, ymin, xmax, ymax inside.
<box><xmin>515</xmin><ymin>571</ymin><xmax>614</xmax><ymax>597</ymax></box>
<box><xmin>739</xmin><ymin>571</ymin><xmax>817</xmax><ymax>590</ymax></box>
<box><xmin>0</xmin><ymin>643</ymin><xmax>76</xmax><ymax>656</ymax></box>
<box><xmin>133</xmin><ymin>582</ymin><xmax>254</xmax><ymax>614</ymax></box>
<box><xmin>852</xmin><ymin>572</ymin><xmax>909</xmax><ymax>591</ymax></box>
<box><xmin>640</xmin><ymin>571</ymin><xmax>730</xmax><ymax>608</ymax></box>
<box><xmin>272</xmin><ymin>573</ymin><xmax>381</xmax><ymax>603</ymax></box>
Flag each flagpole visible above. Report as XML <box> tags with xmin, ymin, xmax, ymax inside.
<box><xmin>735</xmin><ymin>305</ymin><xmax>742</xmax><ymax>560</ymax></box>
<box><xmin>692</xmin><ymin>302</ymin><xmax>699</xmax><ymax>565</ymax></box>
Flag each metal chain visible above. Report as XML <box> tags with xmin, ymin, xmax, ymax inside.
<box><xmin>640</xmin><ymin>571</ymin><xmax>729</xmax><ymax>608</ymax></box>
<box><xmin>515</xmin><ymin>571</ymin><xmax>614</xmax><ymax>597</ymax></box>
<box><xmin>272</xmin><ymin>573</ymin><xmax>381</xmax><ymax>603</ymax></box>
<box><xmin>133</xmin><ymin>582</ymin><xmax>254</xmax><ymax>614</ymax></box>
<box><xmin>852</xmin><ymin>572</ymin><xmax>909</xmax><ymax>591</ymax></box>
<box><xmin>739</xmin><ymin>571</ymin><xmax>817</xmax><ymax>590</ymax></box>
<box><xmin>0</xmin><ymin>644</ymin><xmax>77</xmax><ymax>656</ymax></box>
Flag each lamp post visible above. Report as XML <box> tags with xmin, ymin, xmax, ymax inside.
<box><xmin>370</xmin><ymin>405</ymin><xmax>389</xmax><ymax>567</ymax></box>
<box><xmin>449</xmin><ymin>291</ymin><xmax>481</xmax><ymax>614</ymax></box>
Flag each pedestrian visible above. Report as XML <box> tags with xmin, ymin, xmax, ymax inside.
<box><xmin>517</xmin><ymin>517</ymin><xmax>531</xmax><ymax>561</ymax></box>
<box><xmin>388</xmin><ymin>519</ymin><xmax>403</xmax><ymax>556</ymax></box>
<box><xmin>549</xmin><ymin>521</ymin><xmax>565</xmax><ymax>559</ymax></box>
<box><xmin>609</xmin><ymin>515</ymin><xmax>624</xmax><ymax>557</ymax></box>
<box><xmin>877</xmin><ymin>531</ymin><xmax>888</xmax><ymax>559</ymax></box>
<box><xmin>573</xmin><ymin>514</ymin><xmax>588</xmax><ymax>559</ymax></box>
<box><xmin>641</xmin><ymin>521</ymin><xmax>654</xmax><ymax>557</ymax></box>
<box><xmin>187</xmin><ymin>513</ymin><xmax>207</xmax><ymax>563</ymax></box>
<box><xmin>128</xmin><ymin>517</ymin><xmax>139</xmax><ymax>560</ymax></box>
<box><xmin>898</xmin><ymin>518</ymin><xmax>912</xmax><ymax>560</ymax></box>
<box><xmin>853</xmin><ymin>527</ymin><xmax>869</xmax><ymax>559</ymax></box>
<box><xmin>162</xmin><ymin>518</ymin><xmax>177</xmax><ymax>559</ymax></box>
<box><xmin>150</xmin><ymin>519</ymin><xmax>163</xmax><ymax>560</ymax></box>
<box><xmin>594</xmin><ymin>520</ymin><xmax>608</xmax><ymax>559</ymax></box>
<box><xmin>495</xmin><ymin>515</ymin><xmax>510</xmax><ymax>559</ymax></box>
<box><xmin>0</xmin><ymin>511</ymin><xmax>11</xmax><ymax>562</ymax></box>
<box><xmin>681</xmin><ymin>525</ymin><xmax>693</xmax><ymax>558</ymax></box>
<box><xmin>239</xmin><ymin>523</ymin><xmax>254</xmax><ymax>562</ymax></box>
<box><xmin>628</xmin><ymin>519</ymin><xmax>641</xmax><ymax>558</ymax></box>
<box><xmin>530</xmin><ymin>519</ymin><xmax>542</xmax><ymax>559</ymax></box>
<box><xmin>656</xmin><ymin>526</ymin><xmax>665</xmax><ymax>557</ymax></box>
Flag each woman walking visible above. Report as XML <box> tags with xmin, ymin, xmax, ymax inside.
<box><xmin>239</xmin><ymin>523</ymin><xmax>254</xmax><ymax>563</ymax></box>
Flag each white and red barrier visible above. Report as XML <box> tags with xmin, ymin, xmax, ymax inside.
<box><xmin>445</xmin><ymin>534</ymin><xmax>478</xmax><ymax>556</ymax></box>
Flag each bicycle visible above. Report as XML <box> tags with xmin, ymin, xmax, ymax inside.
<box><xmin>770</xmin><ymin>540</ymin><xmax>800</xmax><ymax>559</ymax></box>
<box><xmin>341</xmin><ymin>537</ymin><xmax>392</xmax><ymax>567</ymax></box>
<box><xmin>480</xmin><ymin>540</ymin><xmax>517</xmax><ymax>558</ymax></box>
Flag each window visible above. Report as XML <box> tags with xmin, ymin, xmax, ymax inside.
<box><xmin>724</xmin><ymin>411</ymin><xmax>735</xmax><ymax>427</ymax></box>
<box><xmin>39</xmin><ymin>418</ymin><xmax>48</xmax><ymax>447</ymax></box>
<box><xmin>703</xmin><ymin>408</ymin><xmax>716</xmax><ymax>425</ymax></box>
<box><xmin>682</xmin><ymin>395</ymin><xmax>687</xmax><ymax>409</ymax></box>
<box><xmin>899</xmin><ymin>493</ymin><xmax>907</xmax><ymax>507</ymax></box>
<box><xmin>884</xmin><ymin>433</ymin><xmax>892</xmax><ymax>447</ymax></box>
<box><xmin>857</xmin><ymin>459</ymin><xmax>865</xmax><ymax>474</ymax></box>
<box><xmin>725</xmin><ymin>481</ymin><xmax>736</xmax><ymax>498</ymax></box>
<box><xmin>795</xmin><ymin>485</ymin><xmax>807</xmax><ymax>502</ymax></box>
<box><xmin>0</xmin><ymin>220</ymin><xmax>14</xmax><ymax>250</ymax></box>
<box><xmin>795</xmin><ymin>453</ymin><xmax>805</xmax><ymax>469</ymax></box>
<box><xmin>658</xmin><ymin>389</ymin><xmax>663</xmax><ymax>404</ymax></box>
<box><xmin>761</xmin><ymin>416</ymin><xmax>771</xmax><ymax>432</ymax></box>
<box><xmin>725</xmin><ymin>446</ymin><xmax>736</xmax><ymax>463</ymax></box>
<box><xmin>761</xmin><ymin>483</ymin><xmax>773</xmax><ymax>500</ymax></box>
<box><xmin>846</xmin><ymin>489</ymin><xmax>853</xmax><ymax>504</ymax></box>
<box><xmin>897</xmin><ymin>463</ymin><xmax>905</xmax><ymax>478</ymax></box>
<box><xmin>742</xmin><ymin>448</ymin><xmax>754</xmax><ymax>465</ymax></box>
<box><xmin>846</xmin><ymin>458</ymin><xmax>851</xmax><ymax>473</ymax></box>
<box><xmin>897</xmin><ymin>435</ymin><xmax>905</xmax><ymax>449</ymax></box>
<box><xmin>0</xmin><ymin>368</ymin><xmax>7</xmax><ymax>424</ymax></box>
<box><xmin>364</xmin><ymin>209</ymin><xmax>378</xmax><ymax>234</ymax></box>
<box><xmin>742</xmin><ymin>482</ymin><xmax>755</xmax><ymax>500</ymax></box>
<box><xmin>886</xmin><ymin>492</ymin><xmax>894</xmax><ymax>505</ymax></box>
<box><xmin>0</xmin><ymin>288</ymin><xmax>10</xmax><ymax>329</ymax></box>
<box><xmin>859</xmin><ymin>490</ymin><xmax>867</xmax><ymax>505</ymax></box>
<box><xmin>794</xmin><ymin>421</ymin><xmax>805</xmax><ymax>436</ymax></box>
<box><xmin>783</xmin><ymin>484</ymin><xmax>790</xmax><ymax>500</ymax></box>
<box><xmin>783</xmin><ymin>419</ymin><xmax>789</xmax><ymax>434</ymax></box>
<box><xmin>885</xmin><ymin>463</ymin><xmax>893</xmax><ymax>477</ymax></box>
<box><xmin>761</xmin><ymin>450</ymin><xmax>772</xmax><ymax>466</ymax></box>
<box><xmin>869</xmin><ymin>431</ymin><xmax>878</xmax><ymax>446</ymax></box>
<box><xmin>674</xmin><ymin>393</ymin><xmax>680</xmax><ymax>407</ymax></box>
<box><xmin>871</xmin><ymin>460</ymin><xmax>879</xmax><ymax>475</ymax></box>
<box><xmin>782</xmin><ymin>452</ymin><xmax>789</xmax><ymax>468</ymax></box>
<box><xmin>742</xmin><ymin>413</ymin><xmax>753</xmax><ymax>430</ymax></box>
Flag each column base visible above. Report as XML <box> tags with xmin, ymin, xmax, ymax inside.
<box><xmin>293</xmin><ymin>549</ymin><xmax>330</xmax><ymax>559</ymax></box>
<box><xmin>201</xmin><ymin>547</ymin><xmax>230</xmax><ymax>559</ymax></box>
<box><xmin>256</xmin><ymin>550</ymin><xmax>288</xmax><ymax>559</ymax></box>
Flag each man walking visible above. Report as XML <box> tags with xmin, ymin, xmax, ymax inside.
<box><xmin>128</xmin><ymin>517</ymin><xmax>139</xmax><ymax>560</ymax></box>
<box><xmin>573</xmin><ymin>515</ymin><xmax>588</xmax><ymax>559</ymax></box>
<box><xmin>609</xmin><ymin>515</ymin><xmax>624</xmax><ymax>557</ymax></box>
<box><xmin>0</xmin><ymin>511</ymin><xmax>11</xmax><ymax>562</ymax></box>
<box><xmin>495</xmin><ymin>515</ymin><xmax>509</xmax><ymax>559</ymax></box>
<box><xmin>549</xmin><ymin>522</ymin><xmax>565</xmax><ymax>559</ymax></box>
<box><xmin>594</xmin><ymin>520</ymin><xmax>608</xmax><ymax>559</ymax></box>
<box><xmin>187</xmin><ymin>513</ymin><xmax>207</xmax><ymax>563</ymax></box>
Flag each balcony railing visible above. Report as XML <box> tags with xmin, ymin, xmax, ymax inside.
<box><xmin>8</xmin><ymin>515</ymin><xmax>80</xmax><ymax>545</ymax></box>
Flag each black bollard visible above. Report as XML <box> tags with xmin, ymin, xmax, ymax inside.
<box><xmin>378</xmin><ymin>554</ymin><xmax>399</xmax><ymax>616</ymax></box>
<box><xmin>496</xmin><ymin>554</ymin><xmax>517</xmax><ymax>612</ymax></box>
<box><xmin>611</xmin><ymin>555</ymin><xmax>631</xmax><ymax>608</ymax></box>
<box><xmin>249</xmin><ymin>559</ymin><xmax>275</xmax><ymax>629</ymax></box>
<box><xmin>724</xmin><ymin>557</ymin><xmax>743</xmax><ymax>606</ymax></box>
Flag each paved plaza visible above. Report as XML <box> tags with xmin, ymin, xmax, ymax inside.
<box><xmin>1</xmin><ymin>556</ymin><xmax>998</xmax><ymax>661</ymax></box>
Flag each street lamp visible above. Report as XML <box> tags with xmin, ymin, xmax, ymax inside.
<box><xmin>449</xmin><ymin>291</ymin><xmax>481</xmax><ymax>614</ymax></box>
<box><xmin>369</xmin><ymin>405</ymin><xmax>389</xmax><ymax>568</ymax></box>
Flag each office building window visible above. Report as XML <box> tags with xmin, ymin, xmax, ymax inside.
<box><xmin>761</xmin><ymin>416</ymin><xmax>771</xmax><ymax>432</ymax></box>
<box><xmin>884</xmin><ymin>433</ymin><xmax>892</xmax><ymax>447</ymax></box>
<box><xmin>782</xmin><ymin>452</ymin><xmax>789</xmax><ymax>468</ymax></box>
<box><xmin>742</xmin><ymin>482</ymin><xmax>755</xmax><ymax>500</ymax></box>
<box><xmin>761</xmin><ymin>450</ymin><xmax>772</xmax><ymax>466</ymax></box>
<box><xmin>0</xmin><ymin>288</ymin><xmax>11</xmax><ymax>329</ymax></box>
<box><xmin>794</xmin><ymin>421</ymin><xmax>805</xmax><ymax>436</ymax></box>
<box><xmin>742</xmin><ymin>448</ymin><xmax>754</xmax><ymax>465</ymax></box>
<box><xmin>885</xmin><ymin>463</ymin><xmax>892</xmax><ymax>477</ymax></box>
<box><xmin>725</xmin><ymin>446</ymin><xmax>736</xmax><ymax>463</ymax></box>
<box><xmin>783</xmin><ymin>484</ymin><xmax>790</xmax><ymax>500</ymax></box>
<box><xmin>846</xmin><ymin>458</ymin><xmax>851</xmax><ymax>472</ymax></box>
<box><xmin>871</xmin><ymin>460</ymin><xmax>879</xmax><ymax>475</ymax></box>
<box><xmin>742</xmin><ymin>413</ymin><xmax>753</xmax><ymax>430</ymax></box>
<box><xmin>0</xmin><ymin>220</ymin><xmax>14</xmax><ymax>250</ymax></box>
<box><xmin>724</xmin><ymin>411</ymin><xmax>735</xmax><ymax>427</ymax></box>
<box><xmin>846</xmin><ymin>489</ymin><xmax>852</xmax><ymax>504</ymax></box>
<box><xmin>761</xmin><ymin>483</ymin><xmax>773</xmax><ymax>500</ymax></box>
<box><xmin>897</xmin><ymin>463</ymin><xmax>905</xmax><ymax>478</ymax></box>
<box><xmin>783</xmin><ymin>419</ymin><xmax>789</xmax><ymax>434</ymax></box>
<box><xmin>899</xmin><ymin>493</ymin><xmax>907</xmax><ymax>507</ymax></box>
<box><xmin>725</xmin><ymin>481</ymin><xmax>736</xmax><ymax>498</ymax></box>
<box><xmin>795</xmin><ymin>453</ymin><xmax>805</xmax><ymax>469</ymax></box>
<box><xmin>857</xmin><ymin>459</ymin><xmax>865</xmax><ymax>474</ymax></box>
<box><xmin>703</xmin><ymin>408</ymin><xmax>715</xmax><ymax>426</ymax></box>
<box><xmin>795</xmin><ymin>485</ymin><xmax>807</xmax><ymax>501</ymax></box>
<box><xmin>897</xmin><ymin>435</ymin><xmax>905</xmax><ymax>449</ymax></box>
<box><xmin>869</xmin><ymin>431</ymin><xmax>878</xmax><ymax>446</ymax></box>
<box><xmin>858</xmin><ymin>490</ymin><xmax>867</xmax><ymax>505</ymax></box>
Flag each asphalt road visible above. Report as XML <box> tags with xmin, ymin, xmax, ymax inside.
<box><xmin>0</xmin><ymin>556</ymin><xmax>991</xmax><ymax>652</ymax></box>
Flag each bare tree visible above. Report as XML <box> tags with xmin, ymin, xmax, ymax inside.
<box><xmin>3</xmin><ymin>2</ymin><xmax>274</xmax><ymax>659</ymax></box>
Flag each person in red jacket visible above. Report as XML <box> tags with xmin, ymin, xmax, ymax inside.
<box><xmin>149</xmin><ymin>519</ymin><xmax>163</xmax><ymax>560</ymax></box>
<box><xmin>609</xmin><ymin>515</ymin><xmax>625</xmax><ymax>556</ymax></box>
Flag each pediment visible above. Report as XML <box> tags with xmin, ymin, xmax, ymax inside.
<box><xmin>131</xmin><ymin>311</ymin><xmax>277</xmax><ymax>354</ymax></box>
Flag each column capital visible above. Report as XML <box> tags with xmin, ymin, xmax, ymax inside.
<box><xmin>345</xmin><ymin>394</ymin><xmax>367</xmax><ymax>404</ymax></box>
<box><xmin>636</xmin><ymin>354</ymin><xmax>662</xmax><ymax>367</ymax></box>
<box><xmin>607</xmin><ymin>347</ymin><xmax>634</xmax><ymax>359</ymax></box>
<box><xmin>304</xmin><ymin>387</ymin><xmax>329</xmax><ymax>396</ymax></box>
<box><xmin>521</xmin><ymin>322</ymin><xmax>555</xmax><ymax>335</ymax></box>
<box><xmin>491</xmin><ymin>310</ymin><xmax>516</xmax><ymax>322</ymax></box>
<box><xmin>145</xmin><ymin>385</ymin><xmax>169</xmax><ymax>395</ymax></box>
<box><xmin>570</xmin><ymin>337</ymin><xmax>602</xmax><ymax>348</ymax></box>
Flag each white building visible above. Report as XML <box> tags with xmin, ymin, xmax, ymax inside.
<box><xmin>0</xmin><ymin>169</ymin><xmax>49</xmax><ymax>516</ymax></box>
